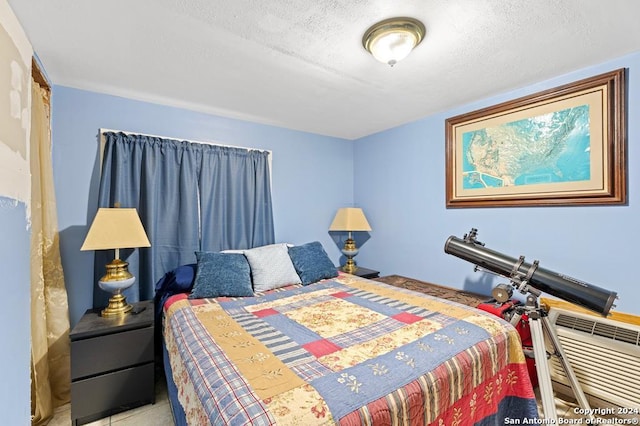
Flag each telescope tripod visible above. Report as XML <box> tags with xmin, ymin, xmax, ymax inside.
<box><xmin>509</xmin><ymin>292</ymin><xmax>595</xmax><ymax>422</ymax></box>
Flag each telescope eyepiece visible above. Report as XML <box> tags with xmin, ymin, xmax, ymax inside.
<box><xmin>463</xmin><ymin>228</ymin><xmax>484</xmax><ymax>246</ymax></box>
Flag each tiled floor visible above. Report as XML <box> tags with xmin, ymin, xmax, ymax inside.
<box><xmin>535</xmin><ymin>387</ymin><xmax>587</xmax><ymax>420</ymax></box>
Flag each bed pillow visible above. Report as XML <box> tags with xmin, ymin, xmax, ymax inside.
<box><xmin>153</xmin><ymin>263</ymin><xmax>197</xmax><ymax>322</ymax></box>
<box><xmin>243</xmin><ymin>243</ymin><xmax>302</xmax><ymax>292</ymax></box>
<box><xmin>190</xmin><ymin>251</ymin><xmax>254</xmax><ymax>298</ymax></box>
<box><xmin>288</xmin><ymin>241</ymin><xmax>338</xmax><ymax>285</ymax></box>
<box><xmin>154</xmin><ymin>263</ymin><xmax>197</xmax><ymax>296</ymax></box>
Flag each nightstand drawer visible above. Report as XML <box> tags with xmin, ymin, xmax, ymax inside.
<box><xmin>71</xmin><ymin>325</ymin><xmax>153</xmax><ymax>380</ymax></box>
<box><xmin>71</xmin><ymin>362</ymin><xmax>154</xmax><ymax>424</ymax></box>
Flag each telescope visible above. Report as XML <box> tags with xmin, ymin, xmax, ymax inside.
<box><xmin>444</xmin><ymin>228</ymin><xmax>617</xmax><ymax>316</ymax></box>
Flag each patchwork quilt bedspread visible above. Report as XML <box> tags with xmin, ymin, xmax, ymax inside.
<box><xmin>163</xmin><ymin>274</ymin><xmax>538</xmax><ymax>425</ymax></box>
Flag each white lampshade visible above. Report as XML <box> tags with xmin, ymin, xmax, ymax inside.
<box><xmin>81</xmin><ymin>208</ymin><xmax>150</xmax><ymax>251</ymax></box>
<box><xmin>329</xmin><ymin>208</ymin><xmax>372</xmax><ymax>232</ymax></box>
<box><xmin>363</xmin><ymin>17</ymin><xmax>426</xmax><ymax>66</ymax></box>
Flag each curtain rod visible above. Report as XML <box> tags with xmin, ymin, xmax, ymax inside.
<box><xmin>99</xmin><ymin>128</ymin><xmax>271</xmax><ymax>155</ymax></box>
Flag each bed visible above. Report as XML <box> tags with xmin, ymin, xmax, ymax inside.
<box><xmin>155</xmin><ymin>242</ymin><xmax>538</xmax><ymax>425</ymax></box>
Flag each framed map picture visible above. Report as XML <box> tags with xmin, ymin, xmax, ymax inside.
<box><xmin>445</xmin><ymin>69</ymin><xmax>626</xmax><ymax>208</ymax></box>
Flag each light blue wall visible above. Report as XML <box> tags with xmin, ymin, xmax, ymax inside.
<box><xmin>0</xmin><ymin>199</ymin><xmax>31</xmax><ymax>425</ymax></box>
<box><xmin>353</xmin><ymin>52</ymin><xmax>639</xmax><ymax>315</ymax></box>
<box><xmin>51</xmin><ymin>87</ymin><xmax>353</xmax><ymax>326</ymax></box>
<box><xmin>53</xmin><ymin>51</ymin><xmax>640</xmax><ymax>325</ymax></box>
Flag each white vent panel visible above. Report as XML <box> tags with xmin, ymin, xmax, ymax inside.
<box><xmin>547</xmin><ymin>308</ymin><xmax>640</xmax><ymax>409</ymax></box>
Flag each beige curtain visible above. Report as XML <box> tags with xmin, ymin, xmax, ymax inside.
<box><xmin>30</xmin><ymin>78</ymin><xmax>71</xmax><ymax>425</ymax></box>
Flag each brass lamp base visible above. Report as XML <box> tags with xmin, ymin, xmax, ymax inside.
<box><xmin>101</xmin><ymin>293</ymin><xmax>133</xmax><ymax>317</ymax></box>
<box><xmin>102</xmin><ymin>258</ymin><xmax>134</xmax><ymax>281</ymax></box>
<box><xmin>342</xmin><ymin>258</ymin><xmax>358</xmax><ymax>274</ymax></box>
<box><xmin>98</xmin><ymin>258</ymin><xmax>136</xmax><ymax>317</ymax></box>
<box><xmin>341</xmin><ymin>237</ymin><xmax>360</xmax><ymax>274</ymax></box>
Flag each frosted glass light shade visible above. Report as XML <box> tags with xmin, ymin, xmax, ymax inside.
<box><xmin>369</xmin><ymin>31</ymin><xmax>418</xmax><ymax>64</ymax></box>
<box><xmin>363</xmin><ymin>17</ymin><xmax>426</xmax><ymax>67</ymax></box>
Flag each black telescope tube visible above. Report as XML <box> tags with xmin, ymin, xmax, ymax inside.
<box><xmin>444</xmin><ymin>235</ymin><xmax>617</xmax><ymax>316</ymax></box>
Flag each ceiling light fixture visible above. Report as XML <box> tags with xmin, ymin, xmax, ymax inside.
<box><xmin>362</xmin><ymin>17</ymin><xmax>426</xmax><ymax>67</ymax></box>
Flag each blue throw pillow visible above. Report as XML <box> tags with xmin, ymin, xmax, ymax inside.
<box><xmin>288</xmin><ymin>241</ymin><xmax>338</xmax><ymax>285</ymax></box>
<box><xmin>154</xmin><ymin>263</ymin><xmax>197</xmax><ymax>296</ymax></box>
<box><xmin>154</xmin><ymin>263</ymin><xmax>197</xmax><ymax>323</ymax></box>
<box><xmin>190</xmin><ymin>252</ymin><xmax>254</xmax><ymax>298</ymax></box>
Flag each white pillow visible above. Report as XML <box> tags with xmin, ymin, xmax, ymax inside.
<box><xmin>243</xmin><ymin>243</ymin><xmax>302</xmax><ymax>292</ymax></box>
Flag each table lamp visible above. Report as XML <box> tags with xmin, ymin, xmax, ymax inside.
<box><xmin>329</xmin><ymin>207</ymin><xmax>372</xmax><ymax>273</ymax></box>
<box><xmin>81</xmin><ymin>207</ymin><xmax>151</xmax><ymax>317</ymax></box>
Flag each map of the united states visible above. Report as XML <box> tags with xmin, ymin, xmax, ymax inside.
<box><xmin>462</xmin><ymin>105</ymin><xmax>590</xmax><ymax>188</ymax></box>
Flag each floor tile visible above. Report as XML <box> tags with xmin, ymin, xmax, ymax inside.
<box><xmin>46</xmin><ymin>404</ymin><xmax>71</xmax><ymax>426</ymax></box>
<box><xmin>111</xmin><ymin>400</ymin><xmax>174</xmax><ymax>426</ymax></box>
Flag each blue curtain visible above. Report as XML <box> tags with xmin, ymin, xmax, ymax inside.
<box><xmin>93</xmin><ymin>132</ymin><xmax>274</xmax><ymax>307</ymax></box>
<box><xmin>198</xmin><ymin>144</ymin><xmax>274</xmax><ymax>251</ymax></box>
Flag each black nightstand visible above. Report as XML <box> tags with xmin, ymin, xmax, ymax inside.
<box><xmin>70</xmin><ymin>300</ymin><xmax>155</xmax><ymax>425</ymax></box>
<box><xmin>338</xmin><ymin>266</ymin><xmax>380</xmax><ymax>279</ymax></box>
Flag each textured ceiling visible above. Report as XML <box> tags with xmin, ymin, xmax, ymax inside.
<box><xmin>8</xmin><ymin>0</ymin><xmax>640</xmax><ymax>139</ymax></box>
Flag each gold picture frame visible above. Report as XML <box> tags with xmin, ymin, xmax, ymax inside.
<box><xmin>445</xmin><ymin>69</ymin><xmax>626</xmax><ymax>208</ymax></box>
